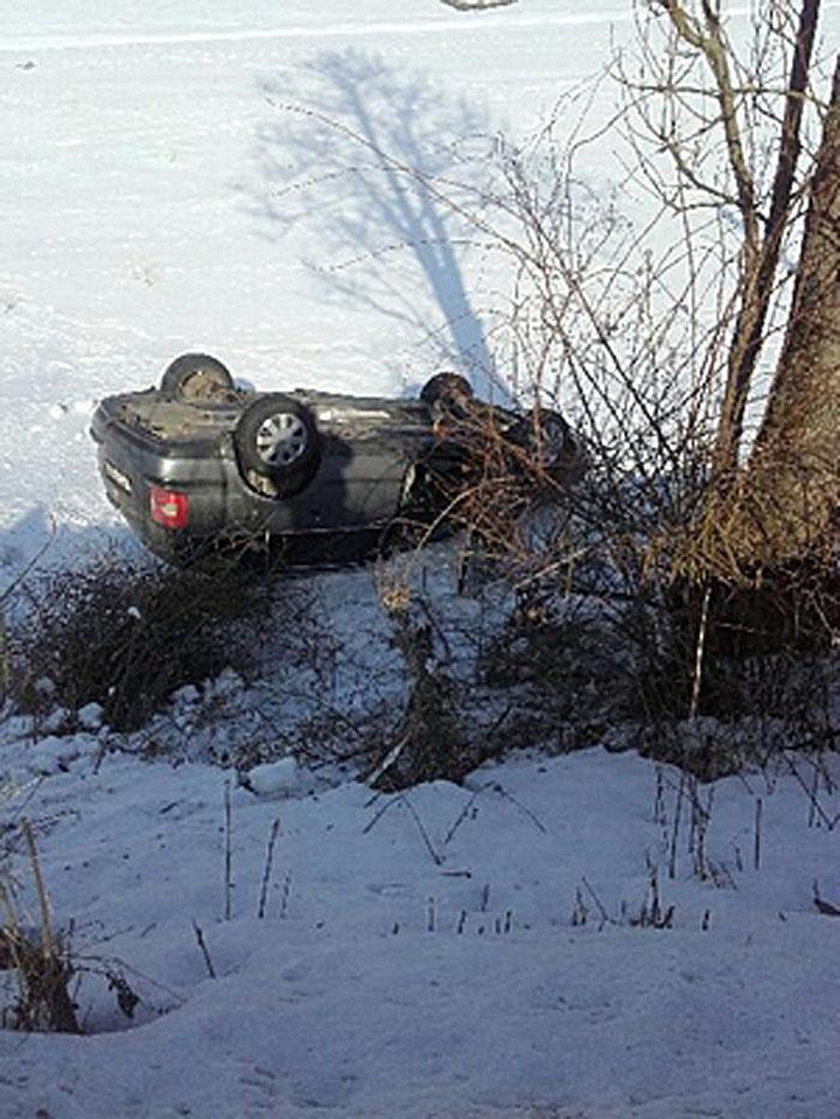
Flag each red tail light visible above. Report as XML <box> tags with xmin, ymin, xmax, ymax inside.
<box><xmin>149</xmin><ymin>485</ymin><xmax>189</xmax><ymax>529</ymax></box>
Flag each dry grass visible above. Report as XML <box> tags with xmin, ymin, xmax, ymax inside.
<box><xmin>0</xmin><ymin>819</ymin><xmax>79</xmax><ymax>1033</ymax></box>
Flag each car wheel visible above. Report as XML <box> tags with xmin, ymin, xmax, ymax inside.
<box><xmin>510</xmin><ymin>409</ymin><xmax>576</xmax><ymax>474</ymax></box>
<box><xmin>234</xmin><ymin>394</ymin><xmax>321</xmax><ymax>498</ymax></box>
<box><xmin>161</xmin><ymin>353</ymin><xmax>234</xmax><ymax>402</ymax></box>
<box><xmin>420</xmin><ymin>372</ymin><xmax>474</xmax><ymax>408</ymax></box>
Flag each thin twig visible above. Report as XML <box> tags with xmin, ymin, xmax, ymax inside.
<box><xmin>581</xmin><ymin>875</ymin><xmax>613</xmax><ymax>929</ymax></box>
<box><xmin>689</xmin><ymin>584</ymin><xmax>712</xmax><ymax>721</ymax></box>
<box><xmin>403</xmin><ymin>797</ymin><xmax>444</xmax><ymax>865</ymax></box>
<box><xmin>668</xmin><ymin>771</ymin><xmax>686</xmax><ymax>879</ymax></box>
<box><xmin>443</xmin><ymin>788</ymin><xmax>482</xmax><ymax>846</ymax></box>
<box><xmin>257</xmin><ymin>818</ymin><xmax>281</xmax><ymax>920</ymax></box>
<box><xmin>488</xmin><ymin>781</ymin><xmax>547</xmax><ymax>834</ymax></box>
<box><xmin>223</xmin><ymin>780</ymin><xmax>233</xmax><ymax>921</ymax></box>
<box><xmin>21</xmin><ymin>818</ymin><xmax>53</xmax><ymax>960</ymax></box>
<box><xmin>192</xmin><ymin>920</ymin><xmax>216</xmax><ymax>979</ymax></box>
<box><xmin>366</xmin><ymin>735</ymin><xmax>409</xmax><ymax>788</ymax></box>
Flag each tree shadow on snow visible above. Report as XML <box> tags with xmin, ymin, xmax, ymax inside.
<box><xmin>246</xmin><ymin>49</ymin><xmax>506</xmax><ymax>401</ymax></box>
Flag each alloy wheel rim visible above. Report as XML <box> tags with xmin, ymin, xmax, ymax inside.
<box><xmin>256</xmin><ymin>413</ymin><xmax>308</xmax><ymax>466</ymax></box>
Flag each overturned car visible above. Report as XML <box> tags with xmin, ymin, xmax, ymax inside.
<box><xmin>90</xmin><ymin>353</ymin><xmax>579</xmax><ymax>567</ymax></box>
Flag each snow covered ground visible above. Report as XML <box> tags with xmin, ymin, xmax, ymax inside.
<box><xmin>0</xmin><ymin>737</ymin><xmax>837</xmax><ymax>1118</ymax></box>
<box><xmin>1</xmin><ymin>2</ymin><xmax>840</xmax><ymax>1116</ymax></box>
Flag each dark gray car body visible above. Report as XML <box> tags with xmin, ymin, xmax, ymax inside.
<box><xmin>91</xmin><ymin>360</ymin><xmax>577</xmax><ymax>566</ymax></box>
<box><xmin>91</xmin><ymin>384</ymin><xmax>469</xmax><ymax>564</ymax></box>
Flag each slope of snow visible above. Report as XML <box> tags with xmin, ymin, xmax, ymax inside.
<box><xmin>0</xmin><ymin>740</ymin><xmax>836</xmax><ymax>1118</ymax></box>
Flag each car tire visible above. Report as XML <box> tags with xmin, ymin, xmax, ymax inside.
<box><xmin>161</xmin><ymin>353</ymin><xmax>234</xmax><ymax>402</ymax></box>
<box><xmin>234</xmin><ymin>394</ymin><xmax>321</xmax><ymax>498</ymax></box>
<box><xmin>509</xmin><ymin>409</ymin><xmax>576</xmax><ymax>474</ymax></box>
<box><xmin>420</xmin><ymin>372</ymin><xmax>474</xmax><ymax>408</ymax></box>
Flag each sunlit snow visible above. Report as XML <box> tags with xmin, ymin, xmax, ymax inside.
<box><xmin>1</xmin><ymin>3</ymin><xmax>839</xmax><ymax>1117</ymax></box>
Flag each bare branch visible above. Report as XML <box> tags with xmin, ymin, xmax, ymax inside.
<box><xmin>655</xmin><ymin>0</ymin><xmax>759</xmax><ymax>241</ymax></box>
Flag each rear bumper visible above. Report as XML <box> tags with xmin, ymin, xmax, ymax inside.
<box><xmin>92</xmin><ymin>413</ymin><xmax>228</xmax><ymax>531</ymax></box>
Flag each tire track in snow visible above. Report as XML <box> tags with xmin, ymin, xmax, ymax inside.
<box><xmin>5</xmin><ymin>2</ymin><xmax>839</xmax><ymax>55</ymax></box>
<box><xmin>1</xmin><ymin>12</ymin><xmax>633</xmax><ymax>54</ymax></box>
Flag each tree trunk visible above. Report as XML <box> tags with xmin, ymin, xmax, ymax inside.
<box><xmin>745</xmin><ymin>55</ymin><xmax>840</xmax><ymax>557</ymax></box>
<box><xmin>677</xmin><ymin>56</ymin><xmax>840</xmax><ymax>583</ymax></box>
<box><xmin>711</xmin><ymin>0</ymin><xmax>821</xmax><ymax>477</ymax></box>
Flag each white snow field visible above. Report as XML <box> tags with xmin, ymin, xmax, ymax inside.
<box><xmin>1</xmin><ymin>2</ymin><xmax>840</xmax><ymax>1117</ymax></box>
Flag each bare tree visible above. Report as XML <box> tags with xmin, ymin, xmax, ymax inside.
<box><xmin>428</xmin><ymin>0</ymin><xmax>840</xmax><ymax>661</ymax></box>
<box><xmin>622</xmin><ymin>1</ymin><xmax>839</xmax><ymax>580</ymax></box>
<box><xmin>687</xmin><ymin>52</ymin><xmax>840</xmax><ymax>579</ymax></box>
<box><xmin>506</xmin><ymin>3</ymin><xmax>838</xmax><ymax>573</ymax></box>
<box><xmin>267</xmin><ymin>1</ymin><xmax>835</xmax><ymax>617</ymax></box>
<box><xmin>648</xmin><ymin>1</ymin><xmax>820</xmax><ymax>479</ymax></box>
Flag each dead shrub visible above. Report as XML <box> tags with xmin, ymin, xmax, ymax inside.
<box><xmin>368</xmin><ymin>563</ymin><xmax>473</xmax><ymax>790</ymax></box>
<box><xmin>7</xmin><ymin>551</ymin><xmax>278</xmax><ymax>732</ymax></box>
<box><xmin>440</xmin><ymin>95</ymin><xmax>840</xmax><ymax>772</ymax></box>
<box><xmin>0</xmin><ymin>922</ymin><xmax>78</xmax><ymax>1033</ymax></box>
<box><xmin>472</xmin><ymin>454</ymin><xmax>840</xmax><ymax>777</ymax></box>
<box><xmin>0</xmin><ymin>818</ymin><xmax>149</xmax><ymax>1034</ymax></box>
